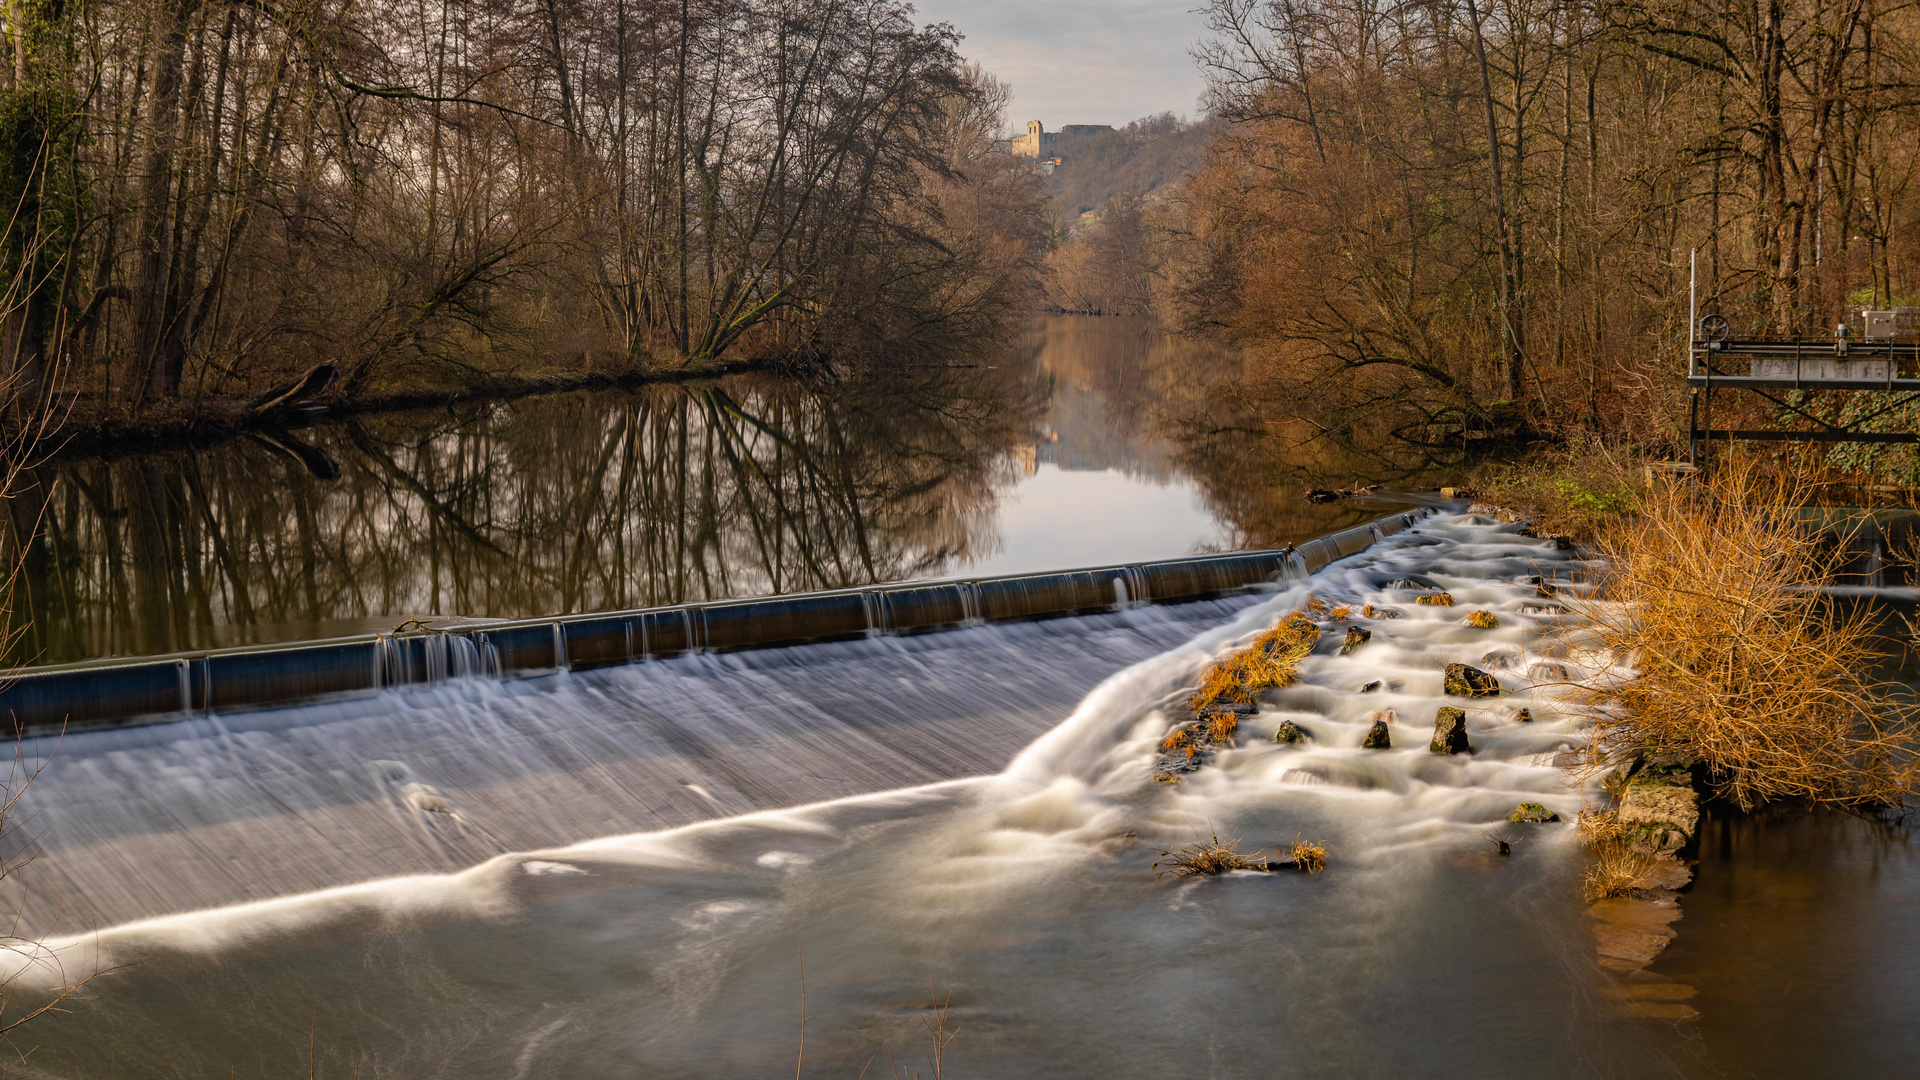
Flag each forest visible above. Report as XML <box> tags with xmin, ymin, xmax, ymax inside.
<box><xmin>1053</xmin><ymin>0</ymin><xmax>1920</xmax><ymax>453</ymax></box>
<box><xmin>0</xmin><ymin>0</ymin><xmax>1049</xmax><ymax>440</ymax></box>
<box><xmin>0</xmin><ymin>0</ymin><xmax>1914</xmax><ymax>458</ymax></box>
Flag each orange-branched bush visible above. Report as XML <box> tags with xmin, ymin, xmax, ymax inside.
<box><xmin>1569</xmin><ymin>460</ymin><xmax>1920</xmax><ymax>810</ymax></box>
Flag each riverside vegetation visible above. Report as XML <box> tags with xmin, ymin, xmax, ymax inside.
<box><xmin>1491</xmin><ymin>451</ymin><xmax>1920</xmax><ymax>906</ymax></box>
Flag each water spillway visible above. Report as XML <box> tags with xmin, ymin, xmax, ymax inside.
<box><xmin>0</xmin><ymin>510</ymin><xmax>1430</xmax><ymax>735</ymax></box>
<box><xmin>14</xmin><ymin>512</ymin><xmax>1668</xmax><ymax>1078</ymax></box>
<box><xmin>18</xmin><ymin>511</ymin><xmax>1920</xmax><ymax>1078</ymax></box>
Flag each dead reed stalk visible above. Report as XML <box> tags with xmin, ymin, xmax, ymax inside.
<box><xmin>1568</xmin><ymin>459</ymin><xmax>1920</xmax><ymax>810</ymax></box>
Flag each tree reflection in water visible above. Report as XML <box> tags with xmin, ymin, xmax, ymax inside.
<box><xmin>2</xmin><ymin>366</ymin><xmax>1045</xmax><ymax>665</ymax></box>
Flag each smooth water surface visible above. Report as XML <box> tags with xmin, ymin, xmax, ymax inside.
<box><xmin>3</xmin><ymin>317</ymin><xmax>1408</xmax><ymax>665</ymax></box>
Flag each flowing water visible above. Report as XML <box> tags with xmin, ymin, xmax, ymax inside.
<box><xmin>4</xmin><ymin>512</ymin><xmax>1850</xmax><ymax>1079</ymax></box>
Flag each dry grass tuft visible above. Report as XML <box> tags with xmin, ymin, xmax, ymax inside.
<box><xmin>1569</xmin><ymin>458</ymin><xmax>1920</xmax><ymax>810</ymax></box>
<box><xmin>1465</xmin><ymin>610</ymin><xmax>1499</xmax><ymax>629</ymax></box>
<box><xmin>1288</xmin><ymin>836</ymin><xmax>1328</xmax><ymax>873</ymax></box>
<box><xmin>1415</xmin><ymin>592</ymin><xmax>1455</xmax><ymax>606</ymax></box>
<box><xmin>1188</xmin><ymin>615</ymin><xmax>1321</xmax><ymax>713</ymax></box>
<box><xmin>1575</xmin><ymin>807</ymin><xmax>1657</xmax><ymax>900</ymax></box>
<box><xmin>1160</xmin><ymin>729</ymin><xmax>1192</xmax><ymax>754</ymax></box>
<box><xmin>1154</xmin><ymin>831</ymin><xmax>1267</xmax><ymax>876</ymax></box>
<box><xmin>1363</xmin><ymin>603</ymin><xmax>1375</xmax><ymax>618</ymax></box>
<box><xmin>1581</xmin><ymin>842</ymin><xmax>1659</xmax><ymax>901</ymax></box>
<box><xmin>1206</xmin><ymin>709</ymin><xmax>1240</xmax><ymax>744</ymax></box>
<box><xmin>1329</xmin><ymin>604</ymin><xmax>1352</xmax><ymax>620</ymax></box>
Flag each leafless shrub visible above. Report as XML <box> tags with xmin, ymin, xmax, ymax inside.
<box><xmin>1567</xmin><ymin>459</ymin><xmax>1920</xmax><ymax>810</ymax></box>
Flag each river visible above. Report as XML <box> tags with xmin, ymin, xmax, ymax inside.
<box><xmin>2</xmin><ymin>317</ymin><xmax>1410</xmax><ymax>666</ymax></box>
<box><xmin>4</xmin><ymin>320</ymin><xmax>1917</xmax><ymax>1077</ymax></box>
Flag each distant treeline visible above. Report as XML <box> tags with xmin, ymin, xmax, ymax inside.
<box><xmin>0</xmin><ymin>0</ymin><xmax>1049</xmax><ymax>432</ymax></box>
<box><xmin>1050</xmin><ymin>0</ymin><xmax>1920</xmax><ymax>451</ymax></box>
<box><xmin>1042</xmin><ymin>115</ymin><xmax>1209</xmax><ymax>316</ymax></box>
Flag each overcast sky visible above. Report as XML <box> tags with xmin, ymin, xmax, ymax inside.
<box><xmin>912</xmin><ymin>0</ymin><xmax>1213</xmax><ymax>131</ymax></box>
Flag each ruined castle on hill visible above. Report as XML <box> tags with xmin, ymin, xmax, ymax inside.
<box><xmin>1011</xmin><ymin>120</ymin><xmax>1114</xmax><ymax>159</ymax></box>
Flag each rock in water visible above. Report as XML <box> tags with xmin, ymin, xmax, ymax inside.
<box><xmin>1359</xmin><ymin>680</ymin><xmax>1382</xmax><ymax>693</ymax></box>
<box><xmin>1274</xmin><ymin>720</ymin><xmax>1307</xmax><ymax>744</ymax></box>
<box><xmin>1430</xmin><ymin>707</ymin><xmax>1471</xmax><ymax>753</ymax></box>
<box><xmin>1341</xmin><ymin>627</ymin><xmax>1371</xmax><ymax>655</ymax></box>
<box><xmin>1618</xmin><ymin>764</ymin><xmax>1701</xmax><ymax>854</ymax></box>
<box><xmin>1361</xmin><ymin>711</ymin><xmax>1393</xmax><ymax>749</ymax></box>
<box><xmin>1513</xmin><ymin>708</ymin><xmax>1532</xmax><ymax>723</ymax></box>
<box><xmin>1508</xmin><ymin>801</ymin><xmax>1558</xmax><ymax>822</ymax></box>
<box><xmin>1443</xmin><ymin>663</ymin><xmax>1500</xmax><ymax>698</ymax></box>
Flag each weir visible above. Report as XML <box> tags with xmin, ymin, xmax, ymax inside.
<box><xmin>0</xmin><ymin>508</ymin><xmax>1433</xmax><ymax>735</ymax></box>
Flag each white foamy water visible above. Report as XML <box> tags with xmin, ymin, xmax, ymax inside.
<box><xmin>18</xmin><ymin>515</ymin><xmax>1723</xmax><ymax>1078</ymax></box>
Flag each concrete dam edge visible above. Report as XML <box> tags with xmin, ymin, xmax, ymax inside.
<box><xmin>0</xmin><ymin>507</ymin><xmax>1439</xmax><ymax>735</ymax></box>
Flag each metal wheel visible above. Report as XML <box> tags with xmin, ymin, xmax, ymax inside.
<box><xmin>1698</xmin><ymin>314</ymin><xmax>1731</xmax><ymax>343</ymax></box>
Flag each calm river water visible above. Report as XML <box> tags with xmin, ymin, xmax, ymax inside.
<box><xmin>3</xmin><ymin>317</ymin><xmax>1410</xmax><ymax>666</ymax></box>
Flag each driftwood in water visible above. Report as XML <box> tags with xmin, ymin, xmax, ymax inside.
<box><xmin>250</xmin><ymin>363</ymin><xmax>335</xmax><ymax>415</ymax></box>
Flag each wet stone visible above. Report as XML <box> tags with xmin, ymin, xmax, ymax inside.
<box><xmin>1340</xmin><ymin>627</ymin><xmax>1371</xmax><ymax>655</ymax></box>
<box><xmin>1512</xmin><ymin>708</ymin><xmax>1532</xmax><ymax>723</ymax></box>
<box><xmin>1443</xmin><ymin>663</ymin><xmax>1500</xmax><ymax>698</ymax></box>
<box><xmin>1359</xmin><ymin>680</ymin><xmax>1383</xmax><ymax>693</ymax></box>
<box><xmin>1361</xmin><ymin>713</ymin><xmax>1393</xmax><ymax>750</ymax></box>
<box><xmin>1430</xmin><ymin>707</ymin><xmax>1471</xmax><ymax>754</ymax></box>
<box><xmin>1273</xmin><ymin>720</ymin><xmax>1308</xmax><ymax>744</ymax></box>
<box><xmin>1480</xmin><ymin>649</ymin><xmax>1523</xmax><ymax>671</ymax></box>
<box><xmin>1508</xmin><ymin>801</ymin><xmax>1556</xmax><ymax>822</ymax></box>
<box><xmin>1618</xmin><ymin>765</ymin><xmax>1701</xmax><ymax>855</ymax></box>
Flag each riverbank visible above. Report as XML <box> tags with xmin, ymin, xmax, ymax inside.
<box><xmin>40</xmin><ymin>352</ymin><xmax>767</xmax><ymax>461</ymax></box>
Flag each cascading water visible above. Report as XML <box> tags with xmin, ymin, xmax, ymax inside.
<box><xmin>12</xmin><ymin>514</ymin><xmax>1917</xmax><ymax>1078</ymax></box>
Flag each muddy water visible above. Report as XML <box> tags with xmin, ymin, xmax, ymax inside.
<box><xmin>1650</xmin><ymin>807</ymin><xmax>1920</xmax><ymax>1077</ymax></box>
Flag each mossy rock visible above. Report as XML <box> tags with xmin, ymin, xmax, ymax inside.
<box><xmin>1465</xmin><ymin>610</ymin><xmax>1499</xmax><ymax>629</ymax></box>
<box><xmin>1430</xmin><ymin>707</ymin><xmax>1470</xmax><ymax>754</ymax></box>
<box><xmin>1359</xmin><ymin>680</ymin><xmax>1382</xmax><ymax>693</ymax></box>
<box><xmin>1415</xmin><ymin>593</ymin><xmax>1455</xmax><ymax>607</ymax></box>
<box><xmin>1508</xmin><ymin>802</ymin><xmax>1558</xmax><ymax>823</ymax></box>
<box><xmin>1443</xmin><ymin>663</ymin><xmax>1500</xmax><ymax>698</ymax></box>
<box><xmin>1361</xmin><ymin>719</ymin><xmax>1392</xmax><ymax>749</ymax></box>
<box><xmin>1273</xmin><ymin>720</ymin><xmax>1308</xmax><ymax>744</ymax></box>
<box><xmin>1340</xmin><ymin>627</ymin><xmax>1371</xmax><ymax>655</ymax></box>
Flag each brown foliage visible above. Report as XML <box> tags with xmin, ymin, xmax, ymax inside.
<box><xmin>1189</xmin><ymin>614</ymin><xmax>1321</xmax><ymax>713</ymax></box>
<box><xmin>1569</xmin><ymin>460</ymin><xmax>1920</xmax><ymax>810</ymax></box>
